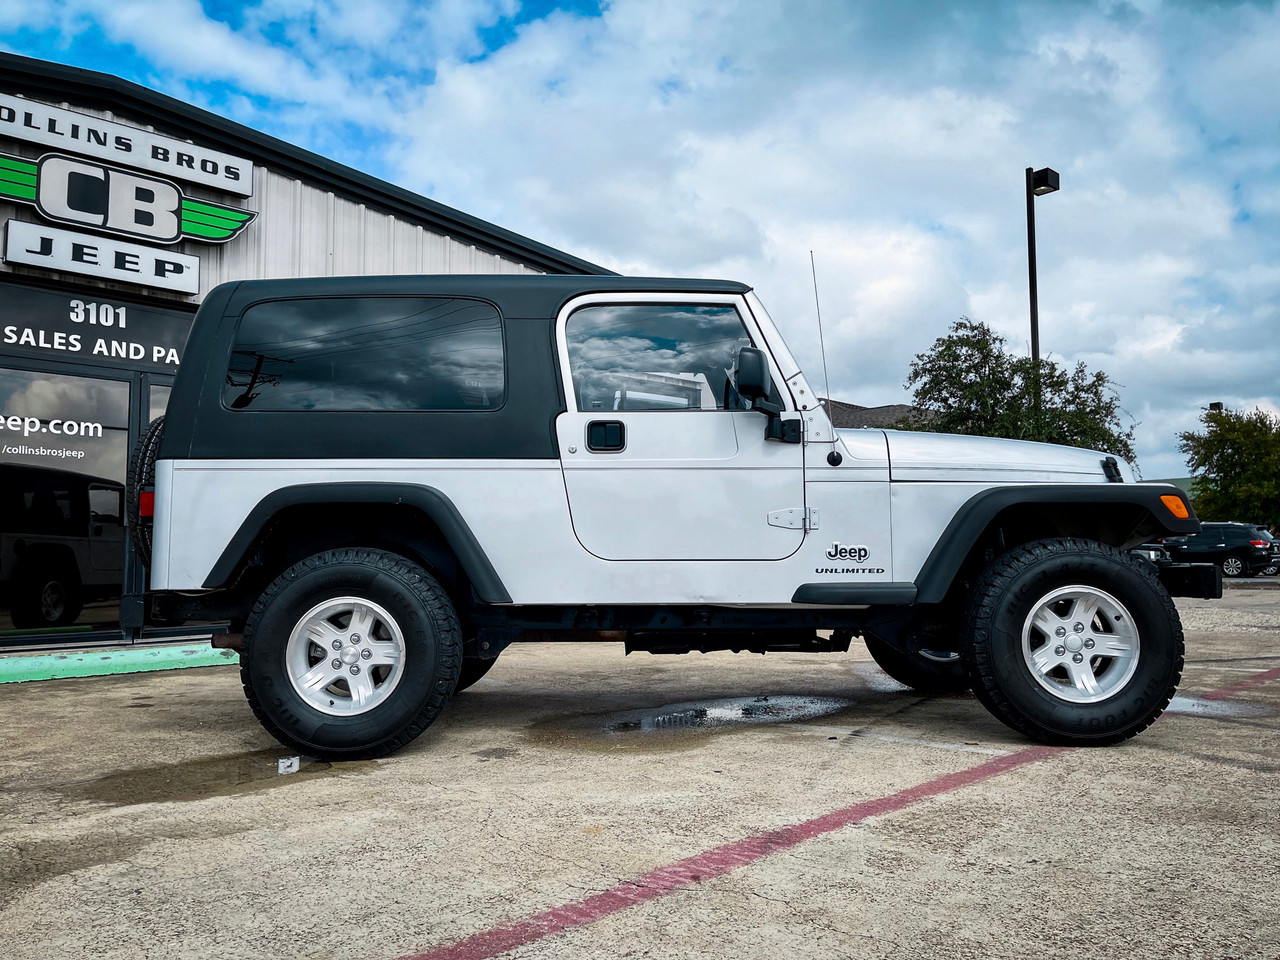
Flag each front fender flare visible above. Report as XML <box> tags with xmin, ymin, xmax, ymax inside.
<box><xmin>912</xmin><ymin>483</ymin><xmax>1199</xmax><ymax>604</ymax></box>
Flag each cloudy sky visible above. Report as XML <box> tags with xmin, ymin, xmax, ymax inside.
<box><xmin>2</xmin><ymin>0</ymin><xmax>1277</xmax><ymax>477</ymax></box>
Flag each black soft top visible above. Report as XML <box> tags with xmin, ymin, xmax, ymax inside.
<box><xmin>162</xmin><ymin>274</ymin><xmax>754</xmax><ymax>463</ymax></box>
<box><xmin>210</xmin><ymin>274</ymin><xmax>753</xmax><ymax>322</ymax></box>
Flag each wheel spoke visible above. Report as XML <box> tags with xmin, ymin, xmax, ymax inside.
<box><xmin>297</xmin><ymin>662</ymin><xmax>340</xmax><ymax>693</ymax></box>
<box><xmin>1071</xmin><ymin>594</ymin><xmax>1101</xmax><ymax>630</ymax></box>
<box><xmin>1066</xmin><ymin>658</ymin><xmax>1102</xmax><ymax>697</ymax></box>
<box><xmin>348</xmin><ymin>671</ymin><xmax>377</xmax><ymax>709</ymax></box>
<box><xmin>1030</xmin><ymin>608</ymin><xmax>1064</xmax><ymax>641</ymax></box>
<box><xmin>1030</xmin><ymin>643</ymin><xmax>1063</xmax><ymax>676</ymax></box>
<box><xmin>366</xmin><ymin>641</ymin><xmax>403</xmax><ymax>668</ymax></box>
<box><xmin>348</xmin><ymin>603</ymin><xmax>377</xmax><ymax>640</ymax></box>
<box><xmin>1092</xmin><ymin>634</ymin><xmax>1136</xmax><ymax>658</ymax></box>
<box><xmin>304</xmin><ymin>618</ymin><xmax>344</xmax><ymax>650</ymax></box>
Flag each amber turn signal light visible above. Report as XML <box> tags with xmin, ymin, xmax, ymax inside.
<box><xmin>1160</xmin><ymin>494</ymin><xmax>1189</xmax><ymax>519</ymax></box>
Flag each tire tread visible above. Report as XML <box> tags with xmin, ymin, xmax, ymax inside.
<box><xmin>240</xmin><ymin>547</ymin><xmax>462</xmax><ymax>760</ymax></box>
<box><xmin>963</xmin><ymin>537</ymin><xmax>1184</xmax><ymax>747</ymax></box>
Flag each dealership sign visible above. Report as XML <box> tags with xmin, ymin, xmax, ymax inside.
<box><xmin>0</xmin><ymin>93</ymin><xmax>253</xmax><ymax>196</ymax></box>
<box><xmin>5</xmin><ymin>220</ymin><xmax>200</xmax><ymax>294</ymax></box>
<box><xmin>0</xmin><ymin>95</ymin><xmax>257</xmax><ymax>295</ymax></box>
<box><xmin>0</xmin><ymin>153</ymin><xmax>255</xmax><ymax>243</ymax></box>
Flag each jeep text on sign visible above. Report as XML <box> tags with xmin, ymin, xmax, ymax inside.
<box><xmin>4</xmin><ymin>219</ymin><xmax>200</xmax><ymax>294</ymax></box>
<box><xmin>0</xmin><ymin>93</ymin><xmax>254</xmax><ymax>197</ymax></box>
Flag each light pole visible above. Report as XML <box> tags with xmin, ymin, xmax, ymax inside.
<box><xmin>1026</xmin><ymin>166</ymin><xmax>1059</xmax><ymax>435</ymax></box>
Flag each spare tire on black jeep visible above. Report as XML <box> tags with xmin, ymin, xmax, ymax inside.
<box><xmin>126</xmin><ymin>416</ymin><xmax>165</xmax><ymax>568</ymax></box>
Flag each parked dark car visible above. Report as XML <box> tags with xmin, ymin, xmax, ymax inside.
<box><xmin>1250</xmin><ymin>526</ymin><xmax>1279</xmax><ymax>576</ymax></box>
<box><xmin>1161</xmin><ymin>522</ymin><xmax>1273</xmax><ymax>578</ymax></box>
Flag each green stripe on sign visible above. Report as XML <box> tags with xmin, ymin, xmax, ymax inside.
<box><xmin>0</xmin><ymin>180</ymin><xmax>37</xmax><ymax>201</ymax></box>
<box><xmin>0</xmin><ymin>155</ymin><xmax>37</xmax><ymax>176</ymax></box>
<box><xmin>181</xmin><ymin>207</ymin><xmax>247</xmax><ymax>231</ymax></box>
<box><xmin>181</xmin><ymin>219</ymin><xmax>238</xmax><ymax>240</ymax></box>
<box><xmin>0</xmin><ymin>643</ymin><xmax>238</xmax><ymax>684</ymax></box>
<box><xmin>181</xmin><ymin>198</ymin><xmax>253</xmax><ymax>221</ymax></box>
<box><xmin>0</xmin><ymin>167</ymin><xmax>37</xmax><ymax>187</ymax></box>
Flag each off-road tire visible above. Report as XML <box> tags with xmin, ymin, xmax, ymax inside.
<box><xmin>864</xmin><ymin>635</ymin><xmax>969</xmax><ymax>695</ymax></box>
<box><xmin>964</xmin><ymin>537</ymin><xmax>1183</xmax><ymax>746</ymax></box>
<box><xmin>126</xmin><ymin>416</ymin><xmax>166</xmax><ymax>567</ymax></box>
<box><xmin>240</xmin><ymin>548</ymin><xmax>462</xmax><ymax>760</ymax></box>
<box><xmin>455</xmin><ymin>656</ymin><xmax>497</xmax><ymax>693</ymax></box>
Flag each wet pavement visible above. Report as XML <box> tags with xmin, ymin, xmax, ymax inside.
<box><xmin>1</xmin><ymin>592</ymin><xmax>1277</xmax><ymax>960</ymax></box>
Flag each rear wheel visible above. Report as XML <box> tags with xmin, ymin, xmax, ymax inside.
<box><xmin>241</xmin><ymin>548</ymin><xmax>462</xmax><ymax>760</ymax></box>
<box><xmin>964</xmin><ymin>538</ymin><xmax>1183</xmax><ymax>746</ymax></box>
<box><xmin>864</xmin><ymin>635</ymin><xmax>968</xmax><ymax>695</ymax></box>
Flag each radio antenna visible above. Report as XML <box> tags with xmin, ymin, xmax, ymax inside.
<box><xmin>810</xmin><ymin>251</ymin><xmax>833</xmax><ymax>413</ymax></box>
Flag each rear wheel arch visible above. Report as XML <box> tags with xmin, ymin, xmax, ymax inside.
<box><xmin>204</xmin><ymin>483</ymin><xmax>511</xmax><ymax>606</ymax></box>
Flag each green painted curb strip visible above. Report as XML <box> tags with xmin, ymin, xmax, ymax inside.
<box><xmin>0</xmin><ymin>644</ymin><xmax>238</xmax><ymax>684</ymax></box>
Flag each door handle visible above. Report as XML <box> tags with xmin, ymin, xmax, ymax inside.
<box><xmin>587</xmin><ymin>420</ymin><xmax>626</xmax><ymax>452</ymax></box>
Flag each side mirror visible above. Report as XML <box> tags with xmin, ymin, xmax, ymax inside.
<box><xmin>735</xmin><ymin>346</ymin><xmax>772</xmax><ymax>401</ymax></box>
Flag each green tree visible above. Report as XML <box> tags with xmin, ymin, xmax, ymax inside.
<box><xmin>899</xmin><ymin>318</ymin><xmax>1137</xmax><ymax>463</ymax></box>
<box><xmin>1178</xmin><ymin>406</ymin><xmax>1280</xmax><ymax>527</ymax></box>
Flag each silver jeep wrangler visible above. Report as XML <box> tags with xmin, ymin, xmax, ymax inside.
<box><xmin>129</xmin><ymin>274</ymin><xmax>1217</xmax><ymax>759</ymax></box>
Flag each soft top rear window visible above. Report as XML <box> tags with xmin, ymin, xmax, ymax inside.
<box><xmin>223</xmin><ymin>296</ymin><xmax>505</xmax><ymax>412</ymax></box>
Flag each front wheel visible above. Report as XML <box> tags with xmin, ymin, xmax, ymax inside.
<box><xmin>964</xmin><ymin>538</ymin><xmax>1183</xmax><ymax>746</ymax></box>
<box><xmin>1221</xmin><ymin>555</ymin><xmax>1245</xmax><ymax>577</ymax></box>
<box><xmin>240</xmin><ymin>548</ymin><xmax>462</xmax><ymax>760</ymax></box>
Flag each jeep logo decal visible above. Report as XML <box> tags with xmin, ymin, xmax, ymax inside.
<box><xmin>826</xmin><ymin>542</ymin><xmax>871</xmax><ymax>562</ymax></box>
<box><xmin>0</xmin><ymin>152</ymin><xmax>256</xmax><ymax>245</ymax></box>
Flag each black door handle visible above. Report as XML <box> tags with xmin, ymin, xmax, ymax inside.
<box><xmin>587</xmin><ymin>420</ymin><xmax>625</xmax><ymax>452</ymax></box>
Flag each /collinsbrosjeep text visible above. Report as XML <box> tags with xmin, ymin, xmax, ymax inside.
<box><xmin>128</xmin><ymin>274</ymin><xmax>1220</xmax><ymax>759</ymax></box>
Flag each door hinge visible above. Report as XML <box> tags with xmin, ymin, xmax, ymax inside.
<box><xmin>768</xmin><ymin>508</ymin><xmax>819</xmax><ymax>530</ymax></box>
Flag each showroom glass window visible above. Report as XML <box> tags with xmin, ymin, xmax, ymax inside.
<box><xmin>0</xmin><ymin>368</ymin><xmax>130</xmax><ymax>633</ymax></box>
<box><xmin>565</xmin><ymin>304</ymin><xmax>753</xmax><ymax>412</ymax></box>
<box><xmin>223</xmin><ymin>297</ymin><xmax>506</xmax><ymax>411</ymax></box>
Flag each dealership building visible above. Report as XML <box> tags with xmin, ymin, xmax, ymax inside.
<box><xmin>0</xmin><ymin>52</ymin><xmax>608</xmax><ymax>647</ymax></box>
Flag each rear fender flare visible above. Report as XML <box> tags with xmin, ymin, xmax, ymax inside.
<box><xmin>202</xmin><ymin>482</ymin><xmax>511</xmax><ymax>603</ymax></box>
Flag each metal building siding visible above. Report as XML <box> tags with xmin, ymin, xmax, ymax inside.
<box><xmin>0</xmin><ymin>99</ymin><xmax>541</xmax><ymax>305</ymax></box>
<box><xmin>196</xmin><ymin>166</ymin><xmax>540</xmax><ymax>293</ymax></box>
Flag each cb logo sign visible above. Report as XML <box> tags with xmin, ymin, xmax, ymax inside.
<box><xmin>0</xmin><ymin>152</ymin><xmax>255</xmax><ymax>244</ymax></box>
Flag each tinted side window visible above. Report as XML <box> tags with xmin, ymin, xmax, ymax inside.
<box><xmin>565</xmin><ymin>304</ymin><xmax>752</xmax><ymax>412</ymax></box>
<box><xmin>224</xmin><ymin>297</ymin><xmax>505</xmax><ymax>411</ymax></box>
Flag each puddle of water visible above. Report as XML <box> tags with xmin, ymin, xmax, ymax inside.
<box><xmin>62</xmin><ymin>749</ymin><xmax>377</xmax><ymax>806</ymax></box>
<box><xmin>604</xmin><ymin>695</ymin><xmax>854</xmax><ymax>733</ymax></box>
<box><xmin>1166</xmin><ymin>696</ymin><xmax>1273</xmax><ymax>719</ymax></box>
<box><xmin>526</xmin><ymin>695</ymin><xmax>856</xmax><ymax>754</ymax></box>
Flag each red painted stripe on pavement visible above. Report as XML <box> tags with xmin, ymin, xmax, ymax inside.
<box><xmin>1203</xmin><ymin>665</ymin><xmax>1280</xmax><ymax>701</ymax></box>
<box><xmin>401</xmin><ymin>744</ymin><xmax>1066</xmax><ymax>960</ymax></box>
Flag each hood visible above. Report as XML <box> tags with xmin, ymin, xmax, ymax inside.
<box><xmin>865</xmin><ymin>429</ymin><xmax>1135</xmax><ymax>483</ymax></box>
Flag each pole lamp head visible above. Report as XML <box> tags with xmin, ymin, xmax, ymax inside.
<box><xmin>1031</xmin><ymin>167</ymin><xmax>1060</xmax><ymax>196</ymax></box>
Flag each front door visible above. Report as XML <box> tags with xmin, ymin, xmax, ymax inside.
<box><xmin>555</xmin><ymin>297</ymin><xmax>805</xmax><ymax>562</ymax></box>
